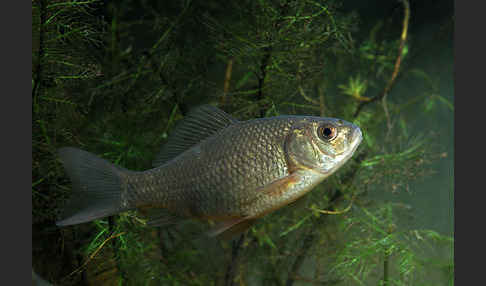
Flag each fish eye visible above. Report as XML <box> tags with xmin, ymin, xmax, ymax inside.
<box><xmin>318</xmin><ymin>124</ymin><xmax>337</xmax><ymax>141</ymax></box>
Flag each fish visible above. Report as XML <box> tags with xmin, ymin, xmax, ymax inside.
<box><xmin>56</xmin><ymin>105</ymin><xmax>362</xmax><ymax>237</ymax></box>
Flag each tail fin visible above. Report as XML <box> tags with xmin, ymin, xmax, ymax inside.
<box><xmin>56</xmin><ymin>147</ymin><xmax>127</xmax><ymax>226</ymax></box>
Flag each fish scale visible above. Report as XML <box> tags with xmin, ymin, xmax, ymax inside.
<box><xmin>124</xmin><ymin>118</ymin><xmax>293</xmax><ymax>218</ymax></box>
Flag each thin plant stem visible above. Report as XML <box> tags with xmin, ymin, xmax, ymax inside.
<box><xmin>224</xmin><ymin>233</ymin><xmax>247</xmax><ymax>286</ymax></box>
<box><xmin>65</xmin><ymin>231</ymin><xmax>126</xmax><ymax>278</ymax></box>
<box><xmin>353</xmin><ymin>0</ymin><xmax>410</xmax><ymax>119</ymax></box>
<box><xmin>221</xmin><ymin>58</ymin><xmax>234</xmax><ymax>106</ymax></box>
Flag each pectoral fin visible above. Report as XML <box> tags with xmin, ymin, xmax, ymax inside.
<box><xmin>242</xmin><ymin>171</ymin><xmax>305</xmax><ymax>218</ymax></box>
<box><xmin>208</xmin><ymin>172</ymin><xmax>306</xmax><ymax>239</ymax></box>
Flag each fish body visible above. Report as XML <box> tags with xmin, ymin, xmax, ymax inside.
<box><xmin>57</xmin><ymin>105</ymin><xmax>362</xmax><ymax>236</ymax></box>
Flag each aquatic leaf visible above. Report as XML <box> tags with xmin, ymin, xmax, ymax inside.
<box><xmin>399</xmin><ymin>117</ymin><xmax>408</xmax><ymax>138</ymax></box>
<box><xmin>32</xmin><ymin>178</ymin><xmax>45</xmax><ymax>188</ymax></box>
<box><xmin>262</xmin><ymin>233</ymin><xmax>276</xmax><ymax>249</ymax></box>
<box><xmin>264</xmin><ymin>102</ymin><xmax>279</xmax><ymax>117</ymax></box>
<box><xmin>86</xmin><ymin>227</ymin><xmax>108</xmax><ymax>254</ymax></box>
<box><xmin>402</xmin><ymin>44</ymin><xmax>409</xmax><ymax>57</ymax></box>
<box><xmin>279</xmin><ymin>214</ymin><xmax>311</xmax><ymax>237</ymax></box>
<box><xmin>424</xmin><ymin>97</ymin><xmax>436</xmax><ymax>112</ymax></box>
<box><xmin>235</xmin><ymin>71</ymin><xmax>254</xmax><ymax>89</ymax></box>
<box><xmin>362</xmin><ymin>129</ymin><xmax>375</xmax><ymax>148</ymax></box>
<box><xmin>435</xmin><ymin>95</ymin><xmax>454</xmax><ymax>111</ymax></box>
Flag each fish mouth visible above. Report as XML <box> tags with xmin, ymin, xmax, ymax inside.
<box><xmin>343</xmin><ymin>126</ymin><xmax>363</xmax><ymax>161</ymax></box>
<box><xmin>351</xmin><ymin>127</ymin><xmax>363</xmax><ymax>154</ymax></box>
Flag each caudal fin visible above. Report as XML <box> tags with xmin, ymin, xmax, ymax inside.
<box><xmin>56</xmin><ymin>147</ymin><xmax>127</xmax><ymax>226</ymax></box>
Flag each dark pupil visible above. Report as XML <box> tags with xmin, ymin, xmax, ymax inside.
<box><xmin>323</xmin><ymin>127</ymin><xmax>333</xmax><ymax>137</ymax></box>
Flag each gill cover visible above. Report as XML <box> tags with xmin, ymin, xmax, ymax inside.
<box><xmin>285</xmin><ymin>118</ymin><xmax>359</xmax><ymax>175</ymax></box>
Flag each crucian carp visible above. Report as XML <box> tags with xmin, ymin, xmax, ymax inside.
<box><xmin>56</xmin><ymin>105</ymin><xmax>362</xmax><ymax>237</ymax></box>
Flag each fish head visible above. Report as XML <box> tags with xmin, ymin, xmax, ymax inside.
<box><xmin>285</xmin><ymin>117</ymin><xmax>362</xmax><ymax>177</ymax></box>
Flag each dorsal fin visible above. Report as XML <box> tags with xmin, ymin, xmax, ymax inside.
<box><xmin>153</xmin><ymin>105</ymin><xmax>239</xmax><ymax>167</ymax></box>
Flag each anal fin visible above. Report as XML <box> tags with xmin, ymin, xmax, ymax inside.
<box><xmin>207</xmin><ymin>217</ymin><xmax>257</xmax><ymax>240</ymax></box>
